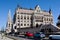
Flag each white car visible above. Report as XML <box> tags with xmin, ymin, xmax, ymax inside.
<box><xmin>49</xmin><ymin>32</ymin><xmax>60</xmax><ymax>40</ymax></box>
<box><xmin>49</xmin><ymin>35</ymin><xmax>60</xmax><ymax>39</ymax></box>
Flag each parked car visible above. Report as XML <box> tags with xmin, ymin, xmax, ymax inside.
<box><xmin>49</xmin><ymin>35</ymin><xmax>60</xmax><ymax>40</ymax></box>
<box><xmin>34</xmin><ymin>32</ymin><xmax>45</xmax><ymax>39</ymax></box>
<box><xmin>49</xmin><ymin>32</ymin><xmax>60</xmax><ymax>40</ymax></box>
<box><xmin>25</xmin><ymin>32</ymin><xmax>34</xmax><ymax>38</ymax></box>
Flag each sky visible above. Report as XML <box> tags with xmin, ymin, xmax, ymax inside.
<box><xmin>0</xmin><ymin>0</ymin><xmax>60</xmax><ymax>30</ymax></box>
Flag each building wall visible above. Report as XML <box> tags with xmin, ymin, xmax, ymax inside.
<box><xmin>33</xmin><ymin>11</ymin><xmax>53</xmax><ymax>26</ymax></box>
<box><xmin>9</xmin><ymin>5</ymin><xmax>53</xmax><ymax>33</ymax></box>
<box><xmin>13</xmin><ymin>8</ymin><xmax>53</xmax><ymax>28</ymax></box>
<box><xmin>13</xmin><ymin>11</ymin><xmax>32</xmax><ymax>29</ymax></box>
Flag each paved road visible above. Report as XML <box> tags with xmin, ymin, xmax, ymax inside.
<box><xmin>0</xmin><ymin>33</ymin><xmax>49</xmax><ymax>40</ymax></box>
<box><xmin>0</xmin><ymin>33</ymin><xmax>32</xmax><ymax>40</ymax></box>
<box><xmin>7</xmin><ymin>35</ymin><xmax>50</xmax><ymax>40</ymax></box>
<box><xmin>7</xmin><ymin>35</ymin><xmax>32</xmax><ymax>40</ymax></box>
<box><xmin>0</xmin><ymin>33</ymin><xmax>13</xmax><ymax>40</ymax></box>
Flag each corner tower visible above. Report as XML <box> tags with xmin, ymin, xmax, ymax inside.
<box><xmin>6</xmin><ymin>10</ymin><xmax>13</xmax><ymax>33</ymax></box>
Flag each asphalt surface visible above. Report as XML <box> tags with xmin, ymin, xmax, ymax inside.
<box><xmin>0</xmin><ymin>33</ymin><xmax>49</xmax><ymax>40</ymax></box>
<box><xmin>7</xmin><ymin>35</ymin><xmax>49</xmax><ymax>40</ymax></box>
<box><xmin>7</xmin><ymin>35</ymin><xmax>33</xmax><ymax>40</ymax></box>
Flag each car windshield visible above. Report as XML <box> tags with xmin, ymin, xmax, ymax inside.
<box><xmin>36</xmin><ymin>32</ymin><xmax>43</xmax><ymax>34</ymax></box>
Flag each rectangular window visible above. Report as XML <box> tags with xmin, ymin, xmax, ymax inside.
<box><xmin>47</xmin><ymin>18</ymin><xmax>48</xmax><ymax>21</ymax></box>
<box><xmin>44</xmin><ymin>18</ymin><xmax>46</xmax><ymax>21</ymax></box>
<box><xmin>35</xmin><ymin>16</ymin><xmax>43</xmax><ymax>19</ymax></box>
<box><xmin>18</xmin><ymin>23</ymin><xmax>20</xmax><ymax>26</ymax></box>
<box><xmin>27</xmin><ymin>21</ymin><xmax>29</xmax><ymax>22</ymax></box>
<box><xmin>36</xmin><ymin>20</ymin><xmax>43</xmax><ymax>22</ymax></box>
<box><xmin>18</xmin><ymin>20</ymin><xmax>20</xmax><ymax>22</ymax></box>
<box><xmin>18</xmin><ymin>15</ymin><xmax>19</xmax><ymax>19</ymax></box>
<box><xmin>21</xmin><ymin>24</ymin><xmax>23</xmax><ymax>26</ymax></box>
<box><xmin>24</xmin><ymin>21</ymin><xmax>26</xmax><ymax>22</ymax></box>
<box><xmin>49</xmin><ymin>19</ymin><xmax>50</xmax><ymax>21</ymax></box>
<box><xmin>24</xmin><ymin>16</ymin><xmax>26</xmax><ymax>19</ymax></box>
<box><xmin>27</xmin><ymin>16</ymin><xmax>29</xmax><ymax>19</ymax></box>
<box><xmin>24</xmin><ymin>24</ymin><xmax>26</xmax><ymax>26</ymax></box>
<box><xmin>21</xmin><ymin>15</ymin><xmax>23</xmax><ymax>19</ymax></box>
<box><xmin>21</xmin><ymin>21</ymin><xmax>22</xmax><ymax>22</ymax></box>
<box><xmin>9</xmin><ymin>24</ymin><xmax>10</xmax><ymax>27</ymax></box>
<box><xmin>51</xmin><ymin>19</ymin><xmax>53</xmax><ymax>21</ymax></box>
<box><xmin>18</xmin><ymin>17</ymin><xmax>19</xmax><ymax>19</ymax></box>
<box><xmin>27</xmin><ymin>24</ymin><xmax>29</xmax><ymax>26</ymax></box>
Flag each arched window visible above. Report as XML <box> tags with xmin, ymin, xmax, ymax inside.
<box><xmin>9</xmin><ymin>24</ymin><xmax>10</xmax><ymax>27</ymax></box>
<box><xmin>36</xmin><ymin>23</ymin><xmax>38</xmax><ymax>27</ymax></box>
<box><xmin>27</xmin><ymin>16</ymin><xmax>29</xmax><ymax>19</ymax></box>
<box><xmin>18</xmin><ymin>15</ymin><xmax>19</xmax><ymax>19</ymax></box>
<box><xmin>21</xmin><ymin>15</ymin><xmax>23</xmax><ymax>19</ymax></box>
<box><xmin>15</xmin><ymin>26</ymin><xmax>16</xmax><ymax>29</ymax></box>
<box><xmin>41</xmin><ymin>29</ymin><xmax>44</xmax><ymax>32</ymax></box>
<box><xmin>24</xmin><ymin>16</ymin><xmax>26</xmax><ymax>19</ymax></box>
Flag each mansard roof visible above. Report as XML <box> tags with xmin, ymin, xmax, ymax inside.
<box><xmin>16</xmin><ymin>5</ymin><xmax>51</xmax><ymax>14</ymax></box>
<box><xmin>16</xmin><ymin>4</ymin><xmax>34</xmax><ymax>10</ymax></box>
<box><xmin>16</xmin><ymin>8</ymin><xmax>34</xmax><ymax>13</ymax></box>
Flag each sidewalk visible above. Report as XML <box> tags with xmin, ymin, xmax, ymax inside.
<box><xmin>0</xmin><ymin>33</ymin><xmax>14</xmax><ymax>40</ymax></box>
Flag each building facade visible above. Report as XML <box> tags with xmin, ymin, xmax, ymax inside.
<box><xmin>6</xmin><ymin>5</ymin><xmax>53</xmax><ymax>33</ymax></box>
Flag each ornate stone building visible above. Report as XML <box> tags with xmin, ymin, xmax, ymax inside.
<box><xmin>6</xmin><ymin>5</ymin><xmax>53</xmax><ymax>33</ymax></box>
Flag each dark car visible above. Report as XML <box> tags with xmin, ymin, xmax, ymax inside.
<box><xmin>34</xmin><ymin>32</ymin><xmax>45</xmax><ymax>40</ymax></box>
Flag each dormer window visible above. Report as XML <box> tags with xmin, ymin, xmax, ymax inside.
<box><xmin>37</xmin><ymin>10</ymin><xmax>40</xmax><ymax>12</ymax></box>
<box><xmin>35</xmin><ymin>5</ymin><xmax>41</xmax><ymax>12</ymax></box>
<box><xmin>38</xmin><ymin>7</ymin><xmax>39</xmax><ymax>9</ymax></box>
